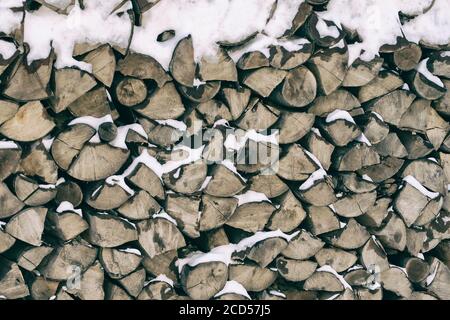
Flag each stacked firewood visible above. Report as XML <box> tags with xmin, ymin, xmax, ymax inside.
<box><xmin>1</xmin><ymin>0</ymin><xmax>450</xmax><ymax>300</ymax></box>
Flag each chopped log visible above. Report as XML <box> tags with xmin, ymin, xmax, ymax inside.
<box><xmin>306</xmin><ymin>205</ymin><xmax>340</xmax><ymax>235</ymax></box>
<box><xmin>269</xmin><ymin>41</ymin><xmax>313</xmax><ymax>70</ymax></box>
<box><xmin>333</xmin><ymin>192</ymin><xmax>377</xmax><ymax>218</ymax></box>
<box><xmin>166</xmin><ymin>194</ymin><xmax>201</xmax><ymax>238</ymax></box>
<box><xmin>0</xmin><ymin>229</ymin><xmax>15</xmax><ymax>254</ymax></box>
<box><xmin>68</xmin><ymin>87</ymin><xmax>111</xmax><ymax>117</ymax></box>
<box><xmin>410</xmin><ymin>69</ymin><xmax>446</xmax><ymax>101</ymax></box>
<box><xmin>359</xmin><ymin>237</ymin><xmax>390</xmax><ymax>272</ymax></box>
<box><xmin>179</xmin><ymin>81</ymin><xmax>221</xmax><ymax>103</ymax></box>
<box><xmin>297</xmin><ymin>176</ymin><xmax>336</xmax><ymax>207</ymax></box>
<box><xmin>304</xmin><ymin>130</ymin><xmax>335</xmax><ymax>170</ymax></box>
<box><xmin>0</xmin><ymin>101</ymin><xmax>55</xmax><ymax>142</ymax></box>
<box><xmin>276</xmin><ymin>112</ymin><xmax>315</xmax><ymax>144</ymax></box>
<box><xmin>66</xmin><ymin>261</ymin><xmax>105</xmax><ymax>300</ymax></box>
<box><xmin>434</xmin><ymin>79</ymin><xmax>450</xmax><ymax>116</ymax></box>
<box><xmin>0</xmin><ymin>144</ymin><xmax>21</xmax><ymax>182</ymax></box>
<box><xmin>197</xmin><ymin>100</ymin><xmax>232</xmax><ymax>126</ymax></box>
<box><xmin>354</xmin><ymin>288</ymin><xmax>383</xmax><ymax>300</ymax></box>
<box><xmin>342</xmin><ymin>57</ymin><xmax>383</xmax><ymax>87</ymax></box>
<box><xmin>20</xmin><ymin>143</ymin><xmax>58</xmax><ymax>183</ymax></box>
<box><xmin>46</xmin><ymin>209</ymin><xmax>88</xmax><ymax>241</ymax></box>
<box><xmin>86</xmin><ymin>183</ymin><xmax>130</xmax><ymax>210</ymax></box>
<box><xmin>117</xmin><ymin>52</ymin><xmax>171</xmax><ymax>87</ymax></box>
<box><xmin>404</xmin><ymin>257</ymin><xmax>430</xmax><ymax>283</ymax></box>
<box><xmin>118</xmin><ymin>268</ymin><xmax>146</xmax><ymax>297</ymax></box>
<box><xmin>118</xmin><ymin>190</ymin><xmax>160</xmax><ymax>220</ymax></box>
<box><xmin>126</xmin><ymin>162</ymin><xmax>165</xmax><ymax>200</ymax></box>
<box><xmin>277</xmin><ymin>144</ymin><xmax>318</xmax><ymax>181</ymax></box>
<box><xmin>220</xmin><ymin>86</ymin><xmax>251</xmax><ymax>120</ymax></box>
<box><xmin>303</xmin><ymin>271</ymin><xmax>344</xmax><ymax>292</ymax></box>
<box><xmin>282</xmin><ymin>230</ymin><xmax>324</xmax><ymax>260</ymax></box>
<box><xmin>321</xmin><ymin>118</ymin><xmax>361</xmax><ymax>147</ymax></box>
<box><xmin>266</xmin><ymin>190</ymin><xmax>306</xmax><ymax>233</ymax></box>
<box><xmin>235</xmin><ymin>98</ymin><xmax>279</xmax><ymax>131</ymax></box>
<box><xmin>30</xmin><ymin>277</ymin><xmax>59</xmax><ymax>300</ymax></box>
<box><xmin>309</xmin><ymin>89</ymin><xmax>360</xmax><ymax>116</ymax></box>
<box><xmin>39</xmin><ymin>240</ymin><xmax>98</xmax><ymax>281</ymax></box>
<box><xmin>169</xmin><ymin>36</ymin><xmax>195</xmax><ymax>87</ymax></box>
<box><xmin>50</xmin><ymin>68</ymin><xmax>96</xmax><ymax>113</ymax></box>
<box><xmin>86</xmin><ymin>213</ymin><xmax>138</xmax><ymax>248</ymax></box>
<box><xmin>225</xmin><ymin>201</ymin><xmax>274</xmax><ymax>233</ymax></box>
<box><xmin>14</xmin><ymin>174</ymin><xmax>56</xmax><ymax>206</ymax></box>
<box><xmin>306</xmin><ymin>14</ymin><xmax>343</xmax><ymax>48</ymax></box>
<box><xmin>180</xmin><ymin>261</ymin><xmax>228</xmax><ymax>299</ymax></box>
<box><xmin>368</xmin><ymin>90</ymin><xmax>416</xmax><ymax>126</ymax></box>
<box><xmin>100</xmin><ymin>248</ymin><xmax>142</xmax><ymax>279</ymax></box>
<box><xmin>199</xmin><ymin>195</ymin><xmax>238</xmax><ymax>231</ymax></box>
<box><xmin>333</xmin><ymin>143</ymin><xmax>380</xmax><ymax>172</ymax></box>
<box><xmin>142</xmin><ymin>250</ymin><xmax>177</xmax><ymax>281</ymax></box>
<box><xmin>198</xmin><ymin>49</ymin><xmax>237</xmax><ymax>82</ymax></box>
<box><xmin>137</xmin><ymin>218</ymin><xmax>186</xmax><ymax>258</ymax></box>
<box><xmin>237</xmin><ymin>51</ymin><xmax>270</xmax><ymax>70</ymax></box>
<box><xmin>372</xmin><ymin>213</ymin><xmax>407</xmax><ymax>251</ymax></box>
<box><xmin>358</xmin><ymin>71</ymin><xmax>404</xmax><ymax>103</ymax></box>
<box><xmin>315</xmin><ymin>248</ymin><xmax>357</xmax><ymax>272</ymax></box>
<box><xmin>115</xmin><ymin>77</ymin><xmax>148</xmax><ymax>107</ymax></box>
<box><xmin>392</xmin><ymin>42</ymin><xmax>422</xmax><ymax>71</ymax></box>
<box><xmin>406</xmin><ymin>228</ymin><xmax>426</xmax><ymax>257</ymax></box>
<box><xmin>307</xmin><ymin>47</ymin><xmax>347</xmax><ymax>95</ymax></box>
<box><xmin>356</xmin><ymin>198</ymin><xmax>390</xmax><ymax>228</ymax></box>
<box><xmin>200</xmin><ymin>228</ymin><xmax>230</xmax><ymax>251</ymax></box>
<box><xmin>0</xmin><ymin>182</ymin><xmax>24</xmax><ymax>219</ymax></box>
<box><xmin>229</xmin><ymin>262</ymin><xmax>277</xmax><ymax>292</ymax></box>
<box><xmin>0</xmin><ymin>257</ymin><xmax>29</xmax><ymax>299</ymax></box>
<box><xmin>105</xmin><ymin>282</ymin><xmax>132</xmax><ymax>300</ymax></box>
<box><xmin>282</xmin><ymin>1</ymin><xmax>312</xmax><ymax>36</ymax></box>
<box><xmin>204</xmin><ymin>164</ymin><xmax>245</xmax><ymax>197</ymax></box>
<box><xmin>248</xmin><ymin>174</ymin><xmax>288</xmax><ymax>198</ymax></box>
<box><xmin>135</xmin><ymin>82</ymin><xmax>185</xmax><ymax>120</ymax></box>
<box><xmin>247</xmin><ymin>237</ymin><xmax>288</xmax><ymax>268</ymax></box>
<box><xmin>379</xmin><ymin>267</ymin><xmax>413</xmax><ymax>298</ymax></box>
<box><xmin>340</xmin><ymin>173</ymin><xmax>377</xmax><ymax>194</ymax></box>
<box><xmin>401</xmin><ymin>159</ymin><xmax>446</xmax><ymax>194</ymax></box>
<box><xmin>82</xmin><ymin>44</ymin><xmax>116</xmax><ymax>87</ymax></box>
<box><xmin>277</xmin><ymin>257</ymin><xmax>317</xmax><ymax>282</ymax></box>
<box><xmin>241</xmin><ymin>67</ymin><xmax>287</xmax><ymax>97</ymax></box>
<box><xmin>358</xmin><ymin>156</ymin><xmax>404</xmax><ymax>183</ymax></box>
<box><xmin>5</xmin><ymin>207</ymin><xmax>47</xmax><ymax>246</ymax></box>
<box><xmin>363</xmin><ymin>113</ymin><xmax>390</xmax><ymax>145</ymax></box>
<box><xmin>426</xmin><ymin>258</ymin><xmax>450</xmax><ymax>299</ymax></box>
<box><xmin>327</xmin><ymin>219</ymin><xmax>371</xmax><ymax>250</ymax></box>
<box><xmin>138</xmin><ymin>278</ymin><xmax>175</xmax><ymax>300</ymax></box>
<box><xmin>0</xmin><ymin>100</ymin><xmax>19</xmax><ymax>126</ymax></box>
<box><xmin>15</xmin><ymin>246</ymin><xmax>53</xmax><ymax>272</ymax></box>
<box><xmin>271</xmin><ymin>66</ymin><xmax>317</xmax><ymax>108</ymax></box>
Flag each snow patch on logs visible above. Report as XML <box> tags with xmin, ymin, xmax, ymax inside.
<box><xmin>214</xmin><ymin>280</ymin><xmax>251</xmax><ymax>299</ymax></box>
<box><xmin>403</xmin><ymin>175</ymin><xmax>440</xmax><ymax>199</ymax></box>
<box><xmin>56</xmin><ymin>201</ymin><xmax>82</xmax><ymax>216</ymax></box>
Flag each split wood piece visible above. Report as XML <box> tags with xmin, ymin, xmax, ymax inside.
<box><xmin>98</xmin><ymin>122</ymin><xmax>118</xmax><ymax>142</ymax></box>
<box><xmin>248</xmin><ymin>174</ymin><xmax>288</xmax><ymax>199</ymax></box>
<box><xmin>333</xmin><ymin>143</ymin><xmax>380</xmax><ymax>172</ymax></box>
<box><xmin>199</xmin><ymin>195</ymin><xmax>238</xmax><ymax>232</ymax></box>
<box><xmin>142</xmin><ymin>250</ymin><xmax>178</xmax><ymax>281</ymax></box>
<box><xmin>340</xmin><ymin>173</ymin><xmax>377</xmax><ymax>194</ymax></box>
<box><xmin>51</xmin><ymin>124</ymin><xmax>96</xmax><ymax>170</ymax></box>
<box><xmin>326</xmin><ymin>219</ymin><xmax>370</xmax><ymax>250</ymax></box>
<box><xmin>246</xmin><ymin>237</ymin><xmax>288</xmax><ymax>268</ymax></box>
<box><xmin>276</xmin><ymin>112</ymin><xmax>315</xmax><ymax>144</ymax></box>
<box><xmin>0</xmin><ymin>229</ymin><xmax>15</xmax><ymax>254</ymax></box>
<box><xmin>236</xmin><ymin>51</ymin><xmax>270</xmax><ymax>70</ymax></box>
<box><xmin>277</xmin><ymin>257</ymin><xmax>317</xmax><ymax>282</ymax></box>
<box><xmin>410</xmin><ymin>70</ymin><xmax>446</xmax><ymax>101</ymax></box>
<box><xmin>100</xmin><ymin>248</ymin><xmax>142</xmax><ymax>280</ymax></box>
<box><xmin>0</xmin><ymin>100</ymin><xmax>19</xmax><ymax>126</ymax></box>
<box><xmin>199</xmin><ymin>228</ymin><xmax>230</xmax><ymax>251</ymax></box>
<box><xmin>367</xmin><ymin>90</ymin><xmax>416</xmax><ymax>126</ymax></box>
<box><xmin>403</xmin><ymin>257</ymin><xmax>430</xmax><ymax>283</ymax></box>
<box><xmin>304</xmin><ymin>130</ymin><xmax>334</xmax><ymax>170</ymax></box>
<box><xmin>0</xmin><ymin>257</ymin><xmax>29</xmax><ymax>299</ymax></box>
<box><xmin>306</xmin><ymin>206</ymin><xmax>340</xmax><ymax>236</ymax></box>
<box><xmin>118</xmin><ymin>268</ymin><xmax>146</xmax><ymax>297</ymax></box>
<box><xmin>358</xmin><ymin>71</ymin><xmax>404</xmax><ymax>103</ymax></box>
<box><xmin>372</xmin><ymin>213</ymin><xmax>407</xmax><ymax>252</ymax></box>
<box><xmin>282</xmin><ymin>230</ymin><xmax>324</xmax><ymax>260</ymax></box>
<box><xmin>428</xmin><ymin>51</ymin><xmax>450</xmax><ymax>78</ymax></box>
<box><xmin>20</xmin><ymin>143</ymin><xmax>58</xmax><ymax>183</ymax></box>
<box><xmin>315</xmin><ymin>247</ymin><xmax>357</xmax><ymax>273</ymax></box>
<box><xmin>241</xmin><ymin>67</ymin><xmax>287</xmax><ymax>98</ymax></box>
<box><xmin>277</xmin><ymin>144</ymin><xmax>318</xmax><ymax>181</ymax></box>
<box><xmin>434</xmin><ymin>79</ymin><xmax>450</xmax><ymax>117</ymax></box>
<box><xmin>359</xmin><ymin>237</ymin><xmax>390</xmax><ymax>272</ymax></box>
<box><xmin>30</xmin><ymin>277</ymin><xmax>59</xmax><ymax>300</ymax></box>
<box><xmin>202</xmin><ymin>128</ymin><xmax>224</xmax><ymax>163</ymax></box>
<box><xmin>391</xmin><ymin>42</ymin><xmax>421</xmax><ymax>71</ymax></box>
<box><xmin>46</xmin><ymin>210</ymin><xmax>88</xmax><ymax>241</ymax></box>
<box><xmin>402</xmin><ymin>159</ymin><xmax>446</xmax><ymax>194</ymax></box>
<box><xmin>180</xmin><ymin>261</ymin><xmax>228</xmax><ymax>300</ymax></box>
<box><xmin>135</xmin><ymin>82</ymin><xmax>185</xmax><ymax>120</ymax></box>
<box><xmin>126</xmin><ymin>161</ymin><xmax>165</xmax><ymax>200</ymax></box>
<box><xmin>204</xmin><ymin>164</ymin><xmax>246</xmax><ymax>197</ymax></box>
<box><xmin>82</xmin><ymin>44</ymin><xmax>116</xmax><ymax>87</ymax></box>
<box><xmin>398</xmin><ymin>131</ymin><xmax>433</xmax><ymax>160</ymax></box>
<box><xmin>281</xmin><ymin>1</ymin><xmax>312</xmax><ymax>36</ymax></box>
<box><xmin>138</xmin><ymin>278</ymin><xmax>175</xmax><ymax>300</ymax></box>
<box><xmin>0</xmin><ymin>182</ymin><xmax>24</xmax><ymax>219</ymax></box>
<box><xmin>0</xmin><ymin>43</ymin><xmax>18</xmax><ymax>77</ymax></box>
<box><xmin>115</xmin><ymin>77</ymin><xmax>148</xmax><ymax>107</ymax></box>
<box><xmin>363</xmin><ymin>113</ymin><xmax>389</xmax><ymax>145</ymax></box>
<box><xmin>67</xmin><ymin>144</ymin><xmax>130</xmax><ymax>182</ymax></box>
<box><xmin>50</xmin><ymin>68</ymin><xmax>96</xmax><ymax>113</ymax></box>
<box><xmin>309</xmin><ymin>90</ymin><xmax>360</xmax><ymax>117</ymax></box>
<box><xmin>303</xmin><ymin>271</ymin><xmax>344</xmax><ymax>292</ymax></box>
<box><xmin>66</xmin><ymin>261</ymin><xmax>105</xmax><ymax>300</ymax></box>
<box><xmin>178</xmin><ymin>81</ymin><xmax>221</xmax><ymax>103</ymax></box>
<box><xmin>426</xmin><ymin>258</ymin><xmax>450</xmax><ymax>300</ymax></box>
<box><xmin>297</xmin><ymin>176</ymin><xmax>336</xmax><ymax>207</ymax></box>
<box><xmin>86</xmin><ymin>213</ymin><xmax>138</xmax><ymax>248</ymax></box>
<box><xmin>198</xmin><ymin>48</ymin><xmax>237</xmax><ymax>82</ymax></box>
<box><xmin>281</xmin><ymin>289</ymin><xmax>318</xmax><ymax>300</ymax></box>
<box><xmin>3</xmin><ymin>55</ymin><xmax>53</xmax><ymax>102</ymax></box>
<box><xmin>333</xmin><ymin>192</ymin><xmax>377</xmax><ymax>218</ymax></box>
<box><xmin>405</xmin><ymin>228</ymin><xmax>426</xmax><ymax>257</ymax></box>
<box><xmin>163</xmin><ymin>161</ymin><xmax>207</xmax><ymax>195</ymax></box>
<box><xmin>137</xmin><ymin>218</ymin><xmax>186</xmax><ymax>258</ymax></box>
<box><xmin>143</xmin><ymin>120</ymin><xmax>183</xmax><ymax>147</ymax></box>
<box><xmin>342</xmin><ymin>57</ymin><xmax>383</xmax><ymax>87</ymax></box>
<box><xmin>306</xmin><ymin>13</ymin><xmax>344</xmax><ymax>48</ymax></box>
<box><xmin>169</xmin><ymin>35</ymin><xmax>195</xmax><ymax>87</ymax></box>
<box><xmin>197</xmin><ymin>100</ymin><xmax>232</xmax><ymax>126</ymax></box>
<box><xmin>267</xmin><ymin>190</ymin><xmax>306</xmax><ymax>233</ymax></box>
<box><xmin>356</xmin><ymin>198</ymin><xmax>390</xmax><ymax>228</ymax></box>
<box><xmin>5</xmin><ymin>207</ymin><xmax>47</xmax><ymax>246</ymax></box>
<box><xmin>354</xmin><ymin>288</ymin><xmax>383</xmax><ymax>300</ymax></box>
<box><xmin>0</xmin><ymin>101</ymin><xmax>55</xmax><ymax>142</ymax></box>
<box><xmin>117</xmin><ymin>52</ymin><xmax>171</xmax><ymax>87</ymax></box>
<box><xmin>220</xmin><ymin>86</ymin><xmax>251</xmax><ymax>120</ymax></box>
<box><xmin>229</xmin><ymin>263</ymin><xmax>277</xmax><ymax>292</ymax></box>
<box><xmin>321</xmin><ymin>118</ymin><xmax>361</xmax><ymax>147</ymax></box>
<box><xmin>225</xmin><ymin>201</ymin><xmax>275</xmax><ymax>233</ymax></box>
<box><xmin>166</xmin><ymin>194</ymin><xmax>201</xmax><ymax>238</ymax></box>
<box><xmin>235</xmin><ymin>98</ymin><xmax>279</xmax><ymax>131</ymax></box>
<box><xmin>307</xmin><ymin>47</ymin><xmax>348</xmax><ymax>95</ymax></box>
<box><xmin>14</xmin><ymin>175</ymin><xmax>57</xmax><ymax>206</ymax></box>
<box><xmin>379</xmin><ymin>267</ymin><xmax>413</xmax><ymax>298</ymax></box>
<box><xmin>68</xmin><ymin>87</ymin><xmax>111</xmax><ymax>117</ymax></box>
<box><xmin>269</xmin><ymin>40</ymin><xmax>313</xmax><ymax>70</ymax></box>
<box><xmin>117</xmin><ymin>190</ymin><xmax>160</xmax><ymax>220</ymax></box>
<box><xmin>271</xmin><ymin>66</ymin><xmax>317</xmax><ymax>108</ymax></box>
<box><xmin>87</xmin><ymin>183</ymin><xmax>130</xmax><ymax>210</ymax></box>
<box><xmin>14</xmin><ymin>246</ymin><xmax>53</xmax><ymax>272</ymax></box>
<box><xmin>39</xmin><ymin>240</ymin><xmax>98</xmax><ymax>281</ymax></box>
<box><xmin>358</xmin><ymin>156</ymin><xmax>404</xmax><ymax>183</ymax></box>
<box><xmin>344</xmin><ymin>268</ymin><xmax>371</xmax><ymax>288</ymax></box>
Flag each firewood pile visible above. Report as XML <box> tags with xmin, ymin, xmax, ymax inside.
<box><xmin>0</xmin><ymin>0</ymin><xmax>450</xmax><ymax>300</ymax></box>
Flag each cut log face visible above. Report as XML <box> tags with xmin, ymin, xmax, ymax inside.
<box><xmin>328</xmin><ymin>219</ymin><xmax>371</xmax><ymax>250</ymax></box>
<box><xmin>86</xmin><ymin>213</ymin><xmax>138</xmax><ymax>248</ymax></box>
<box><xmin>358</xmin><ymin>71</ymin><xmax>404</xmax><ymax>103</ymax></box>
<box><xmin>68</xmin><ymin>87</ymin><xmax>111</xmax><ymax>117</ymax></box>
<box><xmin>115</xmin><ymin>77</ymin><xmax>148</xmax><ymax>107</ymax></box>
<box><xmin>6</xmin><ymin>207</ymin><xmax>47</xmax><ymax>246</ymax></box>
<box><xmin>204</xmin><ymin>164</ymin><xmax>246</xmax><ymax>197</ymax></box>
<box><xmin>380</xmin><ymin>267</ymin><xmax>413</xmax><ymax>298</ymax></box>
<box><xmin>0</xmin><ymin>182</ymin><xmax>24</xmax><ymax>219</ymax></box>
<box><xmin>31</xmin><ymin>277</ymin><xmax>59</xmax><ymax>300</ymax></box>
<box><xmin>0</xmin><ymin>258</ymin><xmax>29</xmax><ymax>299</ymax></box>
<box><xmin>242</xmin><ymin>67</ymin><xmax>287</xmax><ymax>97</ymax></box>
<box><xmin>0</xmin><ymin>101</ymin><xmax>55</xmax><ymax>142</ymax></box>
<box><xmin>87</xmin><ymin>183</ymin><xmax>130</xmax><ymax>210</ymax></box>
<box><xmin>0</xmin><ymin>229</ymin><xmax>15</xmax><ymax>254</ymax></box>
<box><xmin>0</xmin><ymin>100</ymin><xmax>19</xmax><ymax>126</ymax></box>
<box><xmin>163</xmin><ymin>161</ymin><xmax>207</xmax><ymax>194</ymax></box>
<box><xmin>198</xmin><ymin>49</ymin><xmax>237</xmax><ymax>82</ymax></box>
<box><xmin>277</xmin><ymin>144</ymin><xmax>318</xmax><ymax>181</ymax></box>
<box><xmin>16</xmin><ymin>246</ymin><xmax>53</xmax><ymax>272</ymax></box>
<box><xmin>247</xmin><ymin>237</ymin><xmax>288</xmax><ymax>268</ymax></box>
<box><xmin>315</xmin><ymin>248</ymin><xmax>357</xmax><ymax>272</ymax></box>
<box><xmin>266</xmin><ymin>190</ymin><xmax>306</xmax><ymax>233</ymax></box>
<box><xmin>235</xmin><ymin>99</ymin><xmax>279</xmax><ymax>131</ymax></box>
<box><xmin>136</xmin><ymin>82</ymin><xmax>185</xmax><ymax>120</ymax></box>
<box><xmin>343</xmin><ymin>57</ymin><xmax>383</xmax><ymax>87</ymax></box>
<box><xmin>237</xmin><ymin>51</ymin><xmax>270</xmax><ymax>70</ymax></box>
<box><xmin>249</xmin><ymin>174</ymin><xmax>288</xmax><ymax>198</ymax></box>
<box><xmin>82</xmin><ymin>44</ymin><xmax>116</xmax><ymax>87</ymax></box>
<box><xmin>304</xmin><ymin>271</ymin><xmax>344</xmax><ymax>292</ymax></box>
<box><xmin>165</xmin><ymin>194</ymin><xmax>201</xmax><ymax>238</ymax></box>
<box><xmin>393</xmin><ymin>43</ymin><xmax>422</xmax><ymax>71</ymax></box>
<box><xmin>229</xmin><ymin>263</ymin><xmax>277</xmax><ymax>292</ymax></box>
<box><xmin>269</xmin><ymin>41</ymin><xmax>313</xmax><ymax>70</ymax></box>
<box><xmin>142</xmin><ymin>250</ymin><xmax>177</xmax><ymax>280</ymax></box>
<box><xmin>199</xmin><ymin>195</ymin><xmax>238</xmax><ymax>231</ymax></box>
<box><xmin>225</xmin><ymin>201</ymin><xmax>275</xmax><ymax>233</ymax></box>
<box><xmin>277</xmin><ymin>257</ymin><xmax>317</xmax><ymax>282</ymax></box>
<box><xmin>180</xmin><ymin>261</ymin><xmax>228</xmax><ymax>300</ymax></box>
<box><xmin>169</xmin><ymin>36</ymin><xmax>196</xmax><ymax>87</ymax></box>
<box><xmin>14</xmin><ymin>175</ymin><xmax>57</xmax><ymax>206</ymax></box>
<box><xmin>372</xmin><ymin>213</ymin><xmax>407</xmax><ymax>252</ymax></box>
<box><xmin>282</xmin><ymin>230</ymin><xmax>324</xmax><ymax>260</ymax></box>
<box><xmin>276</xmin><ymin>112</ymin><xmax>315</xmax><ymax>144</ymax></box>
<box><xmin>309</xmin><ymin>89</ymin><xmax>360</xmax><ymax>116</ymax></box>
<box><xmin>307</xmin><ymin>206</ymin><xmax>340</xmax><ymax>235</ymax></box>
<box><xmin>0</xmin><ymin>146</ymin><xmax>21</xmax><ymax>182</ymax></box>
<box><xmin>66</xmin><ymin>261</ymin><xmax>105</xmax><ymax>300</ymax></box>
<box><xmin>221</xmin><ymin>86</ymin><xmax>251</xmax><ymax>120</ymax></box>
<box><xmin>20</xmin><ymin>143</ymin><xmax>58</xmax><ymax>184</ymax></box>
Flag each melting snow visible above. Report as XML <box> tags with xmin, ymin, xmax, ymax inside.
<box><xmin>214</xmin><ymin>280</ymin><xmax>251</xmax><ymax>299</ymax></box>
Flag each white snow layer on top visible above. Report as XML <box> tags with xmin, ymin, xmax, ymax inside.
<box><xmin>0</xmin><ymin>40</ymin><xmax>16</xmax><ymax>60</ymax></box>
<box><xmin>403</xmin><ymin>175</ymin><xmax>440</xmax><ymax>199</ymax></box>
<box><xmin>0</xmin><ymin>140</ymin><xmax>19</xmax><ymax>149</ymax></box>
<box><xmin>0</xmin><ymin>2</ymin><xmax>22</xmax><ymax>35</ymax></box>
<box><xmin>416</xmin><ymin>58</ymin><xmax>445</xmax><ymax>87</ymax></box>
<box><xmin>214</xmin><ymin>281</ymin><xmax>251</xmax><ymax>299</ymax></box>
<box><xmin>234</xmin><ymin>190</ymin><xmax>270</xmax><ymax>206</ymax></box>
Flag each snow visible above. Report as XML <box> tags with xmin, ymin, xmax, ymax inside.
<box><xmin>441</xmin><ymin>51</ymin><xmax>450</xmax><ymax>58</ymax></box>
<box><xmin>69</xmin><ymin>115</ymin><xmax>113</xmax><ymax>143</ymax></box>
<box><xmin>199</xmin><ymin>176</ymin><xmax>212</xmax><ymax>191</ymax></box>
<box><xmin>299</xmin><ymin>169</ymin><xmax>327</xmax><ymax>191</ymax></box>
<box><xmin>0</xmin><ymin>2</ymin><xmax>22</xmax><ymax>36</ymax></box>
<box><xmin>214</xmin><ymin>281</ymin><xmax>251</xmax><ymax>299</ymax></box>
<box><xmin>155</xmin><ymin>119</ymin><xmax>187</xmax><ymax>132</ymax></box>
<box><xmin>317</xmin><ymin>265</ymin><xmax>352</xmax><ymax>290</ymax></box>
<box><xmin>234</xmin><ymin>190</ymin><xmax>270</xmax><ymax>206</ymax></box>
<box><xmin>42</xmin><ymin>136</ymin><xmax>55</xmax><ymax>151</ymax></box>
<box><xmin>371</xmin><ymin>111</ymin><xmax>384</xmax><ymax>122</ymax></box>
<box><xmin>0</xmin><ymin>140</ymin><xmax>19</xmax><ymax>149</ymax></box>
<box><xmin>316</xmin><ymin>18</ymin><xmax>340</xmax><ymax>39</ymax></box>
<box><xmin>356</xmin><ymin>133</ymin><xmax>372</xmax><ymax>146</ymax></box>
<box><xmin>152</xmin><ymin>210</ymin><xmax>178</xmax><ymax>226</ymax></box>
<box><xmin>416</xmin><ymin>58</ymin><xmax>444</xmax><ymax>87</ymax></box>
<box><xmin>110</xmin><ymin>124</ymin><xmax>148</xmax><ymax>149</ymax></box>
<box><xmin>193</xmin><ymin>78</ymin><xmax>206</xmax><ymax>87</ymax></box>
<box><xmin>221</xmin><ymin>159</ymin><xmax>247</xmax><ymax>182</ymax></box>
<box><xmin>0</xmin><ymin>221</ymin><xmax>6</xmax><ymax>230</ymax></box>
<box><xmin>38</xmin><ymin>177</ymin><xmax>65</xmax><ymax>190</ymax></box>
<box><xmin>362</xmin><ymin>174</ymin><xmax>373</xmax><ymax>182</ymax></box>
<box><xmin>311</xmin><ymin>127</ymin><xmax>322</xmax><ymax>137</ymax></box>
<box><xmin>426</xmin><ymin>263</ymin><xmax>439</xmax><ymax>286</ymax></box>
<box><xmin>148</xmin><ymin>274</ymin><xmax>174</xmax><ymax>287</ymax></box>
<box><xmin>0</xmin><ymin>40</ymin><xmax>16</xmax><ymax>60</ymax></box>
<box><xmin>176</xmin><ymin>229</ymin><xmax>298</xmax><ymax>273</ymax></box>
<box><xmin>403</xmin><ymin>175</ymin><xmax>440</xmax><ymax>199</ymax></box>
<box><xmin>268</xmin><ymin>290</ymin><xmax>286</xmax><ymax>299</ymax></box>
<box><xmin>264</xmin><ymin>0</ymin><xmax>305</xmax><ymax>38</ymax></box>
<box><xmin>118</xmin><ymin>248</ymin><xmax>142</xmax><ymax>256</ymax></box>
<box><xmin>224</xmin><ymin>129</ymin><xmax>279</xmax><ymax>152</ymax></box>
<box><xmin>56</xmin><ymin>201</ymin><xmax>83</xmax><ymax>216</ymax></box>
<box><xmin>326</xmin><ymin>109</ymin><xmax>355</xmax><ymax>124</ymax></box>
